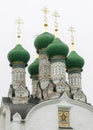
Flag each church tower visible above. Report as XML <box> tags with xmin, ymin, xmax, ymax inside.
<box><xmin>7</xmin><ymin>18</ymin><xmax>30</xmax><ymax>104</ymax></box>
<box><xmin>46</xmin><ymin>11</ymin><xmax>69</xmax><ymax>84</ymax></box>
<box><xmin>66</xmin><ymin>26</ymin><xmax>86</xmax><ymax>102</ymax></box>
<box><xmin>28</xmin><ymin>57</ymin><xmax>40</xmax><ymax>98</ymax></box>
<box><xmin>34</xmin><ymin>7</ymin><xmax>54</xmax><ymax>91</ymax></box>
<box><xmin>46</xmin><ymin>11</ymin><xmax>70</xmax><ymax>98</ymax></box>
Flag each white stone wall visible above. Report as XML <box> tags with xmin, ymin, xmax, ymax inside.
<box><xmin>11</xmin><ymin>113</ymin><xmax>21</xmax><ymax>130</ymax></box>
<box><xmin>0</xmin><ymin>112</ymin><xmax>5</xmax><ymax>130</ymax></box>
<box><xmin>12</xmin><ymin>68</ymin><xmax>26</xmax><ymax>89</ymax></box>
<box><xmin>0</xmin><ymin>106</ymin><xmax>11</xmax><ymax>130</ymax></box>
<box><xmin>1</xmin><ymin>94</ymin><xmax>93</xmax><ymax>130</ymax></box>
<box><xmin>25</xmin><ymin>94</ymin><xmax>93</xmax><ymax>130</ymax></box>
<box><xmin>51</xmin><ymin>62</ymin><xmax>66</xmax><ymax>84</ymax></box>
<box><xmin>11</xmin><ymin>122</ymin><xmax>21</xmax><ymax>130</ymax></box>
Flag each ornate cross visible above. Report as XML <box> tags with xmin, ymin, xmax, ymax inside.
<box><xmin>42</xmin><ymin>7</ymin><xmax>49</xmax><ymax>24</ymax></box>
<box><xmin>68</xmin><ymin>26</ymin><xmax>75</xmax><ymax>44</ymax></box>
<box><xmin>52</xmin><ymin>11</ymin><xmax>60</xmax><ymax>37</ymax></box>
<box><xmin>52</xmin><ymin>11</ymin><xmax>60</xmax><ymax>29</ymax></box>
<box><xmin>16</xmin><ymin>18</ymin><xmax>23</xmax><ymax>41</ymax></box>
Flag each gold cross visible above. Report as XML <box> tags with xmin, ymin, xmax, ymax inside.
<box><xmin>52</xmin><ymin>11</ymin><xmax>60</xmax><ymax>18</ymax></box>
<box><xmin>68</xmin><ymin>26</ymin><xmax>75</xmax><ymax>50</ymax></box>
<box><xmin>15</xmin><ymin>18</ymin><xmax>23</xmax><ymax>43</ymax></box>
<box><xmin>42</xmin><ymin>7</ymin><xmax>49</xmax><ymax>14</ymax></box>
<box><xmin>42</xmin><ymin>7</ymin><xmax>49</xmax><ymax>24</ymax></box>
<box><xmin>16</xmin><ymin>18</ymin><xmax>23</xmax><ymax>35</ymax></box>
<box><xmin>68</xmin><ymin>26</ymin><xmax>75</xmax><ymax>43</ymax></box>
<box><xmin>52</xmin><ymin>11</ymin><xmax>60</xmax><ymax>37</ymax></box>
<box><xmin>42</xmin><ymin>7</ymin><xmax>49</xmax><ymax>32</ymax></box>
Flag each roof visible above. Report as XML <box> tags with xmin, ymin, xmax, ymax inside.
<box><xmin>2</xmin><ymin>97</ymin><xmax>40</xmax><ymax>120</ymax></box>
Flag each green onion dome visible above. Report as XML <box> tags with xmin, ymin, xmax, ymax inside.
<box><xmin>66</xmin><ymin>51</ymin><xmax>84</xmax><ymax>71</ymax></box>
<box><xmin>28</xmin><ymin>58</ymin><xmax>39</xmax><ymax>76</ymax></box>
<box><xmin>34</xmin><ymin>32</ymin><xmax>54</xmax><ymax>52</ymax></box>
<box><xmin>46</xmin><ymin>38</ymin><xmax>69</xmax><ymax>59</ymax></box>
<box><xmin>7</xmin><ymin>44</ymin><xmax>30</xmax><ymax>66</ymax></box>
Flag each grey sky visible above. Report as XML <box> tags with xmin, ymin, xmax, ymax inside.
<box><xmin>0</xmin><ymin>0</ymin><xmax>93</xmax><ymax>105</ymax></box>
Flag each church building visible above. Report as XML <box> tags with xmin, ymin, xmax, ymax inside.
<box><xmin>0</xmin><ymin>7</ymin><xmax>93</xmax><ymax>130</ymax></box>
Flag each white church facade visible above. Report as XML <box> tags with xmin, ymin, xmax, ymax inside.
<box><xmin>0</xmin><ymin>8</ymin><xmax>93</xmax><ymax>130</ymax></box>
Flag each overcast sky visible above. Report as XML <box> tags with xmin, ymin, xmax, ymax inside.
<box><xmin>0</xmin><ymin>0</ymin><xmax>93</xmax><ymax>105</ymax></box>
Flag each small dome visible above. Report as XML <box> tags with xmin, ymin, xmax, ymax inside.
<box><xmin>8</xmin><ymin>44</ymin><xmax>30</xmax><ymax>66</ymax></box>
<box><xmin>66</xmin><ymin>51</ymin><xmax>85</xmax><ymax>70</ymax></box>
<box><xmin>28</xmin><ymin>58</ymin><xmax>39</xmax><ymax>76</ymax></box>
<box><xmin>34</xmin><ymin>32</ymin><xmax>54</xmax><ymax>52</ymax></box>
<box><xmin>46</xmin><ymin>38</ymin><xmax>69</xmax><ymax>59</ymax></box>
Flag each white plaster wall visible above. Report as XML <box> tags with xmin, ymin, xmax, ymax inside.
<box><xmin>2</xmin><ymin>94</ymin><xmax>93</xmax><ymax>130</ymax></box>
<box><xmin>11</xmin><ymin>122</ymin><xmax>25</xmax><ymax>130</ymax></box>
<box><xmin>25</xmin><ymin>96</ymin><xmax>93</xmax><ymax>130</ymax></box>
<box><xmin>5</xmin><ymin>108</ymin><xmax>11</xmax><ymax>130</ymax></box>
<box><xmin>11</xmin><ymin>122</ymin><xmax>21</xmax><ymax>130</ymax></box>
<box><xmin>0</xmin><ymin>104</ymin><xmax>11</xmax><ymax>130</ymax></box>
<box><xmin>0</xmin><ymin>113</ymin><xmax>5</xmax><ymax>130</ymax></box>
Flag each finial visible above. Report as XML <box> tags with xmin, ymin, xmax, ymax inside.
<box><xmin>42</xmin><ymin>7</ymin><xmax>49</xmax><ymax>32</ymax></box>
<box><xmin>68</xmin><ymin>26</ymin><xmax>75</xmax><ymax>51</ymax></box>
<box><xmin>16</xmin><ymin>18</ymin><xmax>23</xmax><ymax>43</ymax></box>
<box><xmin>52</xmin><ymin>11</ymin><xmax>60</xmax><ymax>38</ymax></box>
